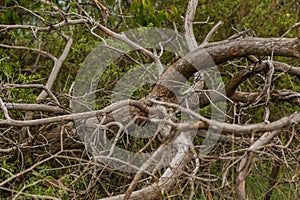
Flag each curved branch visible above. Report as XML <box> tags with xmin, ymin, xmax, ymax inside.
<box><xmin>151</xmin><ymin>37</ymin><xmax>300</xmax><ymax>100</ymax></box>
<box><xmin>149</xmin><ymin>99</ymin><xmax>300</xmax><ymax>135</ymax></box>
<box><xmin>37</xmin><ymin>35</ymin><xmax>73</xmax><ymax>101</ymax></box>
<box><xmin>0</xmin><ymin>44</ymin><xmax>57</xmax><ymax>61</ymax></box>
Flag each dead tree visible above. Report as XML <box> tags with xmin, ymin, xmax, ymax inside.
<box><xmin>0</xmin><ymin>0</ymin><xmax>299</xmax><ymax>199</ymax></box>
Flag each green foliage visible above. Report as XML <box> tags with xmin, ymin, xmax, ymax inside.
<box><xmin>196</xmin><ymin>0</ymin><xmax>299</xmax><ymax>41</ymax></box>
<box><xmin>130</xmin><ymin>0</ymin><xmax>178</xmax><ymax>27</ymax></box>
<box><xmin>0</xmin><ymin>156</ymin><xmax>17</xmax><ymax>179</ymax></box>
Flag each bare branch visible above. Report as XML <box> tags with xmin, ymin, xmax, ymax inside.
<box><xmin>2</xmin><ymin>84</ymin><xmax>59</xmax><ymax>105</ymax></box>
<box><xmin>151</xmin><ymin>37</ymin><xmax>300</xmax><ymax>100</ymax></box>
<box><xmin>149</xmin><ymin>99</ymin><xmax>300</xmax><ymax>135</ymax></box>
<box><xmin>0</xmin><ymin>44</ymin><xmax>57</xmax><ymax>61</ymax></box>
<box><xmin>184</xmin><ymin>0</ymin><xmax>199</xmax><ymax>51</ymax></box>
<box><xmin>0</xmin><ymin>98</ymin><xmax>11</xmax><ymax>120</ymax></box>
<box><xmin>37</xmin><ymin>35</ymin><xmax>73</xmax><ymax>101</ymax></box>
<box><xmin>231</xmin><ymin>90</ymin><xmax>300</xmax><ymax>106</ymax></box>
<box><xmin>281</xmin><ymin>22</ymin><xmax>300</xmax><ymax>38</ymax></box>
<box><xmin>201</xmin><ymin>21</ymin><xmax>222</xmax><ymax>46</ymax></box>
<box><xmin>0</xmin><ymin>19</ymin><xmax>89</xmax><ymax>32</ymax></box>
<box><xmin>0</xmin><ymin>99</ymin><xmax>145</xmax><ymax>126</ymax></box>
<box><xmin>4</xmin><ymin>102</ymin><xmax>69</xmax><ymax>114</ymax></box>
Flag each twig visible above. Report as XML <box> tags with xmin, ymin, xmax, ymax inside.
<box><xmin>201</xmin><ymin>21</ymin><xmax>222</xmax><ymax>46</ymax></box>
<box><xmin>0</xmin><ymin>19</ymin><xmax>88</xmax><ymax>32</ymax></box>
<box><xmin>2</xmin><ymin>84</ymin><xmax>60</xmax><ymax>105</ymax></box>
<box><xmin>281</xmin><ymin>22</ymin><xmax>300</xmax><ymax>38</ymax></box>
<box><xmin>0</xmin><ymin>151</ymin><xmax>62</xmax><ymax>187</ymax></box>
<box><xmin>0</xmin><ymin>98</ymin><xmax>11</xmax><ymax>120</ymax></box>
<box><xmin>0</xmin><ymin>44</ymin><xmax>57</xmax><ymax>61</ymax></box>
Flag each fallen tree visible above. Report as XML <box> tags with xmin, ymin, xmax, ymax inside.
<box><xmin>0</xmin><ymin>0</ymin><xmax>299</xmax><ymax>199</ymax></box>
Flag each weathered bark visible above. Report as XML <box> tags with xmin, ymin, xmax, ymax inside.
<box><xmin>151</xmin><ymin>38</ymin><xmax>300</xmax><ymax>100</ymax></box>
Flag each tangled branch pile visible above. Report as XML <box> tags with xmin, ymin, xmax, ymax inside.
<box><xmin>0</xmin><ymin>0</ymin><xmax>299</xmax><ymax>199</ymax></box>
